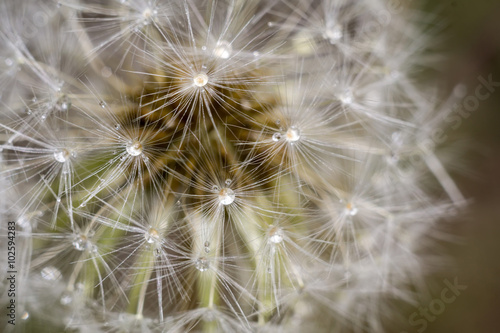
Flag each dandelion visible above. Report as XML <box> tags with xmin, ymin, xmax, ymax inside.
<box><xmin>0</xmin><ymin>1</ymin><xmax>465</xmax><ymax>333</ymax></box>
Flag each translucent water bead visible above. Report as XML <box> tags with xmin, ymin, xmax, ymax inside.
<box><xmin>218</xmin><ymin>187</ymin><xmax>235</xmax><ymax>205</ymax></box>
<box><xmin>72</xmin><ymin>234</ymin><xmax>90</xmax><ymax>251</ymax></box>
<box><xmin>193</xmin><ymin>73</ymin><xmax>209</xmax><ymax>87</ymax></box>
<box><xmin>126</xmin><ymin>140</ymin><xmax>143</xmax><ymax>156</ymax></box>
<box><xmin>285</xmin><ymin>126</ymin><xmax>301</xmax><ymax>142</ymax></box>
<box><xmin>145</xmin><ymin>227</ymin><xmax>160</xmax><ymax>244</ymax></box>
<box><xmin>268</xmin><ymin>226</ymin><xmax>284</xmax><ymax>244</ymax></box>
<box><xmin>195</xmin><ymin>257</ymin><xmax>210</xmax><ymax>272</ymax></box>
<box><xmin>54</xmin><ymin>149</ymin><xmax>70</xmax><ymax>163</ymax></box>
<box><xmin>344</xmin><ymin>202</ymin><xmax>358</xmax><ymax>216</ymax></box>
<box><xmin>214</xmin><ymin>40</ymin><xmax>232</xmax><ymax>59</ymax></box>
<box><xmin>41</xmin><ymin>266</ymin><xmax>61</xmax><ymax>281</ymax></box>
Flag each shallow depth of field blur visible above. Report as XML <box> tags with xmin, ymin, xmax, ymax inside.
<box><xmin>402</xmin><ymin>1</ymin><xmax>500</xmax><ymax>333</ymax></box>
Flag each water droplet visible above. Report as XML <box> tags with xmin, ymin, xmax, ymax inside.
<box><xmin>114</xmin><ymin>124</ymin><xmax>121</xmax><ymax>130</ymax></box>
<box><xmin>145</xmin><ymin>227</ymin><xmax>160</xmax><ymax>244</ymax></box>
<box><xmin>201</xmin><ymin>45</ymin><xmax>207</xmax><ymax>51</ymax></box>
<box><xmin>275</xmin><ymin>119</ymin><xmax>281</xmax><ymax>125</ymax></box>
<box><xmin>204</xmin><ymin>241</ymin><xmax>210</xmax><ymax>253</ymax></box>
<box><xmin>195</xmin><ymin>257</ymin><xmax>209</xmax><ymax>272</ymax></box>
<box><xmin>324</xmin><ymin>24</ymin><xmax>343</xmax><ymax>44</ymax></box>
<box><xmin>41</xmin><ymin>266</ymin><xmax>61</xmax><ymax>281</ymax></box>
<box><xmin>285</xmin><ymin>126</ymin><xmax>301</xmax><ymax>142</ymax></box>
<box><xmin>56</xmin><ymin>94</ymin><xmax>71</xmax><ymax>112</ymax></box>
<box><xmin>344</xmin><ymin>202</ymin><xmax>358</xmax><ymax>216</ymax></box>
<box><xmin>99</xmin><ymin>101</ymin><xmax>106</xmax><ymax>108</ymax></box>
<box><xmin>126</xmin><ymin>140</ymin><xmax>143</xmax><ymax>156</ymax></box>
<box><xmin>272</xmin><ymin>132</ymin><xmax>282</xmax><ymax>142</ymax></box>
<box><xmin>211</xmin><ymin>185</ymin><xmax>220</xmax><ymax>192</ymax></box>
<box><xmin>54</xmin><ymin>149</ymin><xmax>70</xmax><ymax>163</ymax></box>
<box><xmin>269</xmin><ymin>227</ymin><xmax>284</xmax><ymax>244</ymax></box>
<box><xmin>72</xmin><ymin>234</ymin><xmax>89</xmax><ymax>251</ymax></box>
<box><xmin>79</xmin><ymin>202</ymin><xmax>87</xmax><ymax>207</ymax></box>
<box><xmin>40</xmin><ymin>113</ymin><xmax>47</xmax><ymax>121</ymax></box>
<box><xmin>21</xmin><ymin>311</ymin><xmax>29</xmax><ymax>320</ymax></box>
<box><xmin>225</xmin><ymin>179</ymin><xmax>232</xmax><ymax>186</ymax></box>
<box><xmin>56</xmin><ymin>197</ymin><xmax>61</xmax><ymax>203</ymax></box>
<box><xmin>214</xmin><ymin>40</ymin><xmax>232</xmax><ymax>59</ymax></box>
<box><xmin>218</xmin><ymin>187</ymin><xmax>235</xmax><ymax>205</ymax></box>
<box><xmin>193</xmin><ymin>73</ymin><xmax>208</xmax><ymax>87</ymax></box>
<box><xmin>60</xmin><ymin>293</ymin><xmax>72</xmax><ymax>305</ymax></box>
<box><xmin>340</xmin><ymin>89</ymin><xmax>353</xmax><ymax>105</ymax></box>
<box><xmin>154</xmin><ymin>248</ymin><xmax>161</xmax><ymax>257</ymax></box>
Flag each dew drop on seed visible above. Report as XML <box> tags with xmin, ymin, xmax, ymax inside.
<box><xmin>60</xmin><ymin>293</ymin><xmax>72</xmax><ymax>305</ymax></box>
<box><xmin>193</xmin><ymin>73</ymin><xmax>208</xmax><ymax>87</ymax></box>
<box><xmin>56</xmin><ymin>94</ymin><xmax>71</xmax><ymax>112</ymax></box>
<box><xmin>56</xmin><ymin>197</ymin><xmax>61</xmax><ymax>203</ymax></box>
<box><xmin>195</xmin><ymin>257</ymin><xmax>209</xmax><ymax>272</ymax></box>
<box><xmin>145</xmin><ymin>227</ymin><xmax>160</xmax><ymax>244</ymax></box>
<box><xmin>21</xmin><ymin>311</ymin><xmax>29</xmax><ymax>320</ymax></box>
<box><xmin>214</xmin><ymin>40</ymin><xmax>232</xmax><ymax>59</ymax></box>
<box><xmin>275</xmin><ymin>119</ymin><xmax>281</xmax><ymax>125</ymax></box>
<box><xmin>344</xmin><ymin>202</ymin><xmax>358</xmax><ymax>216</ymax></box>
<box><xmin>225</xmin><ymin>179</ymin><xmax>232</xmax><ymax>186</ymax></box>
<box><xmin>204</xmin><ymin>241</ymin><xmax>210</xmax><ymax>253</ymax></box>
<box><xmin>324</xmin><ymin>24</ymin><xmax>343</xmax><ymax>44</ymax></box>
<box><xmin>72</xmin><ymin>234</ymin><xmax>88</xmax><ymax>251</ymax></box>
<box><xmin>41</xmin><ymin>266</ymin><xmax>61</xmax><ymax>281</ymax></box>
<box><xmin>54</xmin><ymin>149</ymin><xmax>70</xmax><ymax>163</ymax></box>
<box><xmin>154</xmin><ymin>248</ymin><xmax>161</xmax><ymax>257</ymax></box>
<box><xmin>285</xmin><ymin>126</ymin><xmax>301</xmax><ymax>142</ymax></box>
<box><xmin>201</xmin><ymin>45</ymin><xmax>207</xmax><ymax>51</ymax></box>
<box><xmin>272</xmin><ymin>132</ymin><xmax>282</xmax><ymax>142</ymax></box>
<box><xmin>211</xmin><ymin>185</ymin><xmax>220</xmax><ymax>192</ymax></box>
<box><xmin>114</xmin><ymin>124</ymin><xmax>121</xmax><ymax>130</ymax></box>
<box><xmin>126</xmin><ymin>140</ymin><xmax>143</xmax><ymax>156</ymax></box>
<box><xmin>99</xmin><ymin>101</ymin><xmax>106</xmax><ymax>108</ymax></box>
<box><xmin>340</xmin><ymin>89</ymin><xmax>353</xmax><ymax>105</ymax></box>
<box><xmin>218</xmin><ymin>187</ymin><xmax>235</xmax><ymax>205</ymax></box>
<box><xmin>269</xmin><ymin>227</ymin><xmax>284</xmax><ymax>244</ymax></box>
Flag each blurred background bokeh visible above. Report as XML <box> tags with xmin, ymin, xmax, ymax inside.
<box><xmin>399</xmin><ymin>1</ymin><xmax>500</xmax><ymax>332</ymax></box>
